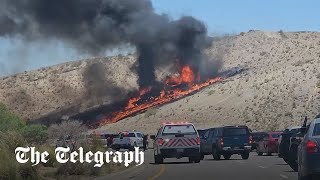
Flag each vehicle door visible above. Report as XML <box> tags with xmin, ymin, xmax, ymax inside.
<box><xmin>261</xmin><ymin>134</ymin><xmax>271</xmax><ymax>152</ymax></box>
<box><xmin>135</xmin><ymin>133</ymin><xmax>144</xmax><ymax>147</ymax></box>
<box><xmin>208</xmin><ymin>129</ymin><xmax>216</xmax><ymax>152</ymax></box>
<box><xmin>202</xmin><ymin>130</ymin><xmax>211</xmax><ymax>153</ymax></box>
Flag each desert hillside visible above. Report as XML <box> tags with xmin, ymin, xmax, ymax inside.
<box><xmin>1</xmin><ymin>31</ymin><xmax>320</xmax><ymax>132</ymax></box>
<box><xmin>0</xmin><ymin>55</ymin><xmax>139</xmax><ymax>121</ymax></box>
<box><xmin>96</xmin><ymin>30</ymin><xmax>320</xmax><ymax>134</ymax></box>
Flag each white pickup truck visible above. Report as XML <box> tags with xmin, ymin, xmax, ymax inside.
<box><xmin>112</xmin><ymin>131</ymin><xmax>144</xmax><ymax>151</ymax></box>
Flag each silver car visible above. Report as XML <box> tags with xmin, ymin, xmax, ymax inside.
<box><xmin>298</xmin><ymin>118</ymin><xmax>320</xmax><ymax>180</ymax></box>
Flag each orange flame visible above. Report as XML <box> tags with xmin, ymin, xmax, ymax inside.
<box><xmin>181</xmin><ymin>65</ymin><xmax>194</xmax><ymax>83</ymax></box>
<box><xmin>97</xmin><ymin>63</ymin><xmax>222</xmax><ymax>126</ymax></box>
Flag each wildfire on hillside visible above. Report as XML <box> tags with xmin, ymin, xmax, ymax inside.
<box><xmin>96</xmin><ymin>60</ymin><xmax>222</xmax><ymax>126</ymax></box>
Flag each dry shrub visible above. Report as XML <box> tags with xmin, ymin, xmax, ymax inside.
<box><xmin>0</xmin><ymin>132</ymin><xmax>39</xmax><ymax>180</ymax></box>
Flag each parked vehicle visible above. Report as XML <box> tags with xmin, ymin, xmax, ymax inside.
<box><xmin>256</xmin><ymin>131</ymin><xmax>282</xmax><ymax>156</ymax></box>
<box><xmin>112</xmin><ymin>131</ymin><xmax>144</xmax><ymax>151</ymax></box>
<box><xmin>280</xmin><ymin>117</ymin><xmax>308</xmax><ymax>172</ymax></box>
<box><xmin>197</xmin><ymin>129</ymin><xmax>207</xmax><ymax>139</ymax></box>
<box><xmin>200</xmin><ymin>125</ymin><xmax>252</xmax><ymax>160</ymax></box>
<box><xmin>278</xmin><ymin>126</ymin><xmax>302</xmax><ymax>159</ymax></box>
<box><xmin>151</xmin><ymin>122</ymin><xmax>201</xmax><ymax>164</ymax></box>
<box><xmin>298</xmin><ymin>117</ymin><xmax>320</xmax><ymax>180</ymax></box>
<box><xmin>251</xmin><ymin>132</ymin><xmax>268</xmax><ymax>151</ymax></box>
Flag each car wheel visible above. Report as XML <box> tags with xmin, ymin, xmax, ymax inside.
<box><xmin>188</xmin><ymin>157</ymin><xmax>194</xmax><ymax>163</ymax></box>
<box><xmin>241</xmin><ymin>151</ymin><xmax>250</xmax><ymax>160</ymax></box>
<box><xmin>212</xmin><ymin>148</ymin><xmax>221</xmax><ymax>160</ymax></box>
<box><xmin>223</xmin><ymin>154</ymin><xmax>231</xmax><ymax>160</ymax></box>
<box><xmin>256</xmin><ymin>148</ymin><xmax>263</xmax><ymax>156</ymax></box>
<box><xmin>154</xmin><ymin>155</ymin><xmax>163</xmax><ymax>164</ymax></box>
<box><xmin>267</xmin><ymin>152</ymin><xmax>272</xmax><ymax>156</ymax></box>
<box><xmin>200</xmin><ymin>153</ymin><xmax>205</xmax><ymax>160</ymax></box>
<box><xmin>256</xmin><ymin>146</ymin><xmax>263</xmax><ymax>156</ymax></box>
<box><xmin>194</xmin><ymin>157</ymin><xmax>201</xmax><ymax>163</ymax></box>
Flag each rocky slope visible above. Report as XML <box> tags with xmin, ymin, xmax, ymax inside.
<box><xmin>1</xmin><ymin>31</ymin><xmax>320</xmax><ymax>133</ymax></box>
<box><xmin>96</xmin><ymin>30</ymin><xmax>320</xmax><ymax>134</ymax></box>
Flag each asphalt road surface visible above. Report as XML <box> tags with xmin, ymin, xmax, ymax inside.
<box><xmin>98</xmin><ymin>149</ymin><xmax>298</xmax><ymax>180</ymax></box>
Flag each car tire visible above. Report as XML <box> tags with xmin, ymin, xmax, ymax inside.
<box><xmin>256</xmin><ymin>146</ymin><xmax>263</xmax><ymax>156</ymax></box>
<box><xmin>188</xmin><ymin>157</ymin><xmax>194</xmax><ymax>163</ymax></box>
<box><xmin>223</xmin><ymin>154</ymin><xmax>231</xmax><ymax>160</ymax></box>
<box><xmin>267</xmin><ymin>152</ymin><xmax>272</xmax><ymax>156</ymax></box>
<box><xmin>194</xmin><ymin>158</ymin><xmax>201</xmax><ymax>163</ymax></box>
<box><xmin>154</xmin><ymin>155</ymin><xmax>163</xmax><ymax>164</ymax></box>
<box><xmin>241</xmin><ymin>151</ymin><xmax>250</xmax><ymax>160</ymax></box>
<box><xmin>200</xmin><ymin>153</ymin><xmax>205</xmax><ymax>160</ymax></box>
<box><xmin>212</xmin><ymin>148</ymin><xmax>221</xmax><ymax>160</ymax></box>
<box><xmin>257</xmin><ymin>148</ymin><xmax>263</xmax><ymax>156</ymax></box>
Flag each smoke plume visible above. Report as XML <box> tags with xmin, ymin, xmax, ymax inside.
<box><xmin>0</xmin><ymin>0</ymin><xmax>218</xmax><ymax>87</ymax></box>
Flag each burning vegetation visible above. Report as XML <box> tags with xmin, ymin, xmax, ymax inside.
<box><xmin>97</xmin><ymin>61</ymin><xmax>222</xmax><ymax>126</ymax></box>
<box><xmin>1</xmin><ymin>0</ymin><xmax>224</xmax><ymax>125</ymax></box>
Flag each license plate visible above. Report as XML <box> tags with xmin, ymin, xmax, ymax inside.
<box><xmin>177</xmin><ymin>149</ymin><xmax>184</xmax><ymax>153</ymax></box>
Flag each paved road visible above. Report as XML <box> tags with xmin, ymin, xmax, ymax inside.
<box><xmin>102</xmin><ymin>150</ymin><xmax>297</xmax><ymax>180</ymax></box>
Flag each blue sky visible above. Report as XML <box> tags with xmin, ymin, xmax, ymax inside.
<box><xmin>152</xmin><ymin>0</ymin><xmax>320</xmax><ymax>33</ymax></box>
<box><xmin>0</xmin><ymin>0</ymin><xmax>319</xmax><ymax>76</ymax></box>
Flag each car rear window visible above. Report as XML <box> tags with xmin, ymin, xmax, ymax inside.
<box><xmin>121</xmin><ymin>132</ymin><xmax>136</xmax><ymax>137</ymax></box>
<box><xmin>252</xmin><ymin>133</ymin><xmax>267</xmax><ymax>141</ymax></box>
<box><xmin>162</xmin><ymin>125</ymin><xmax>196</xmax><ymax>135</ymax></box>
<box><xmin>223</xmin><ymin>128</ymin><xmax>249</xmax><ymax>136</ymax></box>
<box><xmin>313</xmin><ymin>123</ymin><xmax>320</xmax><ymax>136</ymax></box>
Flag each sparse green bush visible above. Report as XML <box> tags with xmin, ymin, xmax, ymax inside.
<box><xmin>144</xmin><ymin>108</ymin><xmax>158</xmax><ymax>118</ymax></box>
<box><xmin>278</xmin><ymin>30</ymin><xmax>288</xmax><ymax>38</ymax></box>
<box><xmin>0</xmin><ymin>103</ymin><xmax>25</xmax><ymax>132</ymax></box>
<box><xmin>57</xmin><ymin>161</ymin><xmax>86</xmax><ymax>176</ymax></box>
<box><xmin>20</xmin><ymin>125</ymin><xmax>48</xmax><ymax>145</ymax></box>
<box><xmin>0</xmin><ymin>132</ymin><xmax>39</xmax><ymax>180</ymax></box>
<box><xmin>284</xmin><ymin>112</ymin><xmax>293</xmax><ymax>117</ymax></box>
<box><xmin>208</xmin><ymin>90</ymin><xmax>215</xmax><ymax>96</ymax></box>
<box><xmin>38</xmin><ymin>145</ymin><xmax>56</xmax><ymax>167</ymax></box>
<box><xmin>317</xmin><ymin>81</ymin><xmax>320</xmax><ymax>88</ymax></box>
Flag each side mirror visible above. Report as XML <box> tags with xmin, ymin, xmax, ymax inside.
<box><xmin>150</xmin><ymin>135</ymin><xmax>156</xmax><ymax>140</ymax></box>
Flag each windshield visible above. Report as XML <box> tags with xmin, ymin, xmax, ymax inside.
<box><xmin>162</xmin><ymin>125</ymin><xmax>196</xmax><ymax>135</ymax></box>
<box><xmin>223</xmin><ymin>128</ymin><xmax>249</xmax><ymax>136</ymax></box>
<box><xmin>313</xmin><ymin>123</ymin><xmax>320</xmax><ymax>136</ymax></box>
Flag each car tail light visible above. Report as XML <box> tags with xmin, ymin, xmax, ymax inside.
<box><xmin>249</xmin><ymin>135</ymin><xmax>253</xmax><ymax>144</ymax></box>
<box><xmin>157</xmin><ymin>138</ymin><xmax>164</xmax><ymax>146</ymax></box>
<box><xmin>196</xmin><ymin>137</ymin><xmax>201</xmax><ymax>145</ymax></box>
<box><xmin>219</xmin><ymin>138</ymin><xmax>224</xmax><ymax>145</ymax></box>
<box><xmin>306</xmin><ymin>140</ymin><xmax>318</xmax><ymax>153</ymax></box>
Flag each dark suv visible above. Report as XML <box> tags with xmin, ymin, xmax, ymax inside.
<box><xmin>200</xmin><ymin>125</ymin><xmax>252</xmax><ymax>160</ymax></box>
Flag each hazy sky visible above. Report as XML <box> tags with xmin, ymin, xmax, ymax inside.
<box><xmin>0</xmin><ymin>0</ymin><xmax>319</xmax><ymax>76</ymax></box>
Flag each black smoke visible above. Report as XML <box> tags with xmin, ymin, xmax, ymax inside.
<box><xmin>0</xmin><ymin>0</ymin><xmax>218</xmax><ymax>87</ymax></box>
